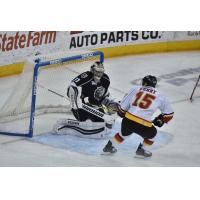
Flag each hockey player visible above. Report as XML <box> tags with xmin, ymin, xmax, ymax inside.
<box><xmin>53</xmin><ymin>61</ymin><xmax>118</xmax><ymax>138</ymax></box>
<box><xmin>103</xmin><ymin>75</ymin><xmax>174</xmax><ymax>157</ymax></box>
<box><xmin>67</xmin><ymin>61</ymin><xmax>118</xmax><ymax>121</ymax></box>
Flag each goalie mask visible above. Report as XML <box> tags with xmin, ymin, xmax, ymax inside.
<box><xmin>142</xmin><ymin>75</ymin><xmax>157</xmax><ymax>88</ymax></box>
<box><xmin>91</xmin><ymin>61</ymin><xmax>105</xmax><ymax>83</ymax></box>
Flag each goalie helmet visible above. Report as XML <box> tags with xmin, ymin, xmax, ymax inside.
<box><xmin>142</xmin><ymin>75</ymin><xmax>157</xmax><ymax>88</ymax></box>
<box><xmin>91</xmin><ymin>61</ymin><xmax>105</xmax><ymax>83</ymax></box>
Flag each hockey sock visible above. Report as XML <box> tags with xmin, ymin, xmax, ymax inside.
<box><xmin>143</xmin><ymin>138</ymin><xmax>154</xmax><ymax>146</ymax></box>
<box><xmin>112</xmin><ymin>132</ymin><xmax>125</xmax><ymax>145</ymax></box>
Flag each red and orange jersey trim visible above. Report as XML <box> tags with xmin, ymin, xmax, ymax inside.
<box><xmin>144</xmin><ymin>138</ymin><xmax>154</xmax><ymax>146</ymax></box>
<box><xmin>117</xmin><ymin>106</ymin><xmax>126</xmax><ymax>118</ymax></box>
<box><xmin>163</xmin><ymin>112</ymin><xmax>174</xmax><ymax>123</ymax></box>
<box><xmin>113</xmin><ymin>133</ymin><xmax>124</xmax><ymax>144</ymax></box>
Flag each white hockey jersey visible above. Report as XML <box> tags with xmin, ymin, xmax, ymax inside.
<box><xmin>120</xmin><ymin>86</ymin><xmax>174</xmax><ymax>126</ymax></box>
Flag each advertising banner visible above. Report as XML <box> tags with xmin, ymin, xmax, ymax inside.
<box><xmin>0</xmin><ymin>31</ymin><xmax>199</xmax><ymax>67</ymax></box>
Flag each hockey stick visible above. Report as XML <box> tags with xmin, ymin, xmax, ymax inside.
<box><xmin>37</xmin><ymin>84</ymin><xmax>112</xmax><ymax>121</ymax></box>
<box><xmin>190</xmin><ymin>75</ymin><xmax>200</xmax><ymax>102</ymax></box>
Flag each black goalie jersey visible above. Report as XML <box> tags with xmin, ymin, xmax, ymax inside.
<box><xmin>71</xmin><ymin>71</ymin><xmax>110</xmax><ymax>106</ymax></box>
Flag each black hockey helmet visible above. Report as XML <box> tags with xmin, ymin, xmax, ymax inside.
<box><xmin>142</xmin><ymin>75</ymin><xmax>157</xmax><ymax>88</ymax></box>
<box><xmin>90</xmin><ymin>61</ymin><xmax>105</xmax><ymax>83</ymax></box>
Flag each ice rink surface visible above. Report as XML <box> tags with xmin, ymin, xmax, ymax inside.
<box><xmin>0</xmin><ymin>51</ymin><xmax>200</xmax><ymax>166</ymax></box>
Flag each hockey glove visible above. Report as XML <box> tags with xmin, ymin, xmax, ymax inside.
<box><xmin>101</xmin><ymin>98</ymin><xmax>119</xmax><ymax>115</ymax></box>
<box><xmin>152</xmin><ymin>114</ymin><xmax>165</xmax><ymax>127</ymax></box>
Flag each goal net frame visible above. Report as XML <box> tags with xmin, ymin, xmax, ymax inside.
<box><xmin>0</xmin><ymin>51</ymin><xmax>104</xmax><ymax>138</ymax></box>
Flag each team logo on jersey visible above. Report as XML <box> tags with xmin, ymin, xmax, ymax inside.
<box><xmin>91</xmin><ymin>81</ymin><xmax>97</xmax><ymax>85</ymax></box>
<box><xmin>94</xmin><ymin>86</ymin><xmax>105</xmax><ymax>101</ymax></box>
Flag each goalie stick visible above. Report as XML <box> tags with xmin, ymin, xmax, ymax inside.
<box><xmin>37</xmin><ymin>84</ymin><xmax>113</xmax><ymax>121</ymax></box>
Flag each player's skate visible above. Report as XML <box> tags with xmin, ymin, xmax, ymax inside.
<box><xmin>135</xmin><ymin>143</ymin><xmax>152</xmax><ymax>158</ymax></box>
<box><xmin>102</xmin><ymin>140</ymin><xmax>117</xmax><ymax>154</ymax></box>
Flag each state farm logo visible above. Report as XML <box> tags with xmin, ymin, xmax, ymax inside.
<box><xmin>0</xmin><ymin>31</ymin><xmax>56</xmax><ymax>52</ymax></box>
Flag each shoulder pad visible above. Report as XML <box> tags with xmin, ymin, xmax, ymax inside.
<box><xmin>102</xmin><ymin>73</ymin><xmax>110</xmax><ymax>82</ymax></box>
<box><xmin>80</xmin><ymin>71</ymin><xmax>93</xmax><ymax>78</ymax></box>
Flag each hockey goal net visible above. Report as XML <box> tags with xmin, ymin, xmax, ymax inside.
<box><xmin>0</xmin><ymin>51</ymin><xmax>104</xmax><ymax>137</ymax></box>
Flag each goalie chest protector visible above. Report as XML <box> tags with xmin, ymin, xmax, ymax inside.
<box><xmin>72</xmin><ymin>71</ymin><xmax>110</xmax><ymax>105</ymax></box>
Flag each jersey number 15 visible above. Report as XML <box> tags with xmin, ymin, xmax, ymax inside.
<box><xmin>132</xmin><ymin>91</ymin><xmax>156</xmax><ymax>109</ymax></box>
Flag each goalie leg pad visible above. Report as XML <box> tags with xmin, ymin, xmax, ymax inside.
<box><xmin>53</xmin><ymin>119</ymin><xmax>110</xmax><ymax>139</ymax></box>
